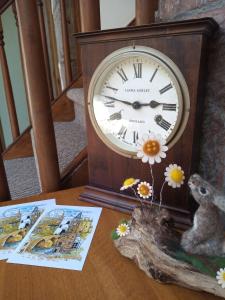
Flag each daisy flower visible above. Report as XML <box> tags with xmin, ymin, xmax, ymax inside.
<box><xmin>164</xmin><ymin>164</ymin><xmax>185</xmax><ymax>188</ymax></box>
<box><xmin>137</xmin><ymin>181</ymin><xmax>152</xmax><ymax>199</ymax></box>
<box><xmin>216</xmin><ymin>268</ymin><xmax>225</xmax><ymax>288</ymax></box>
<box><xmin>120</xmin><ymin>178</ymin><xmax>140</xmax><ymax>191</ymax></box>
<box><xmin>137</xmin><ymin>133</ymin><xmax>168</xmax><ymax>165</ymax></box>
<box><xmin>116</xmin><ymin>223</ymin><xmax>130</xmax><ymax>237</ymax></box>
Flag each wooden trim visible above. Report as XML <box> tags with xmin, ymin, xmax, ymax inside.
<box><xmin>73</xmin><ymin>0</ymin><xmax>82</xmax><ymax>78</ymax></box>
<box><xmin>16</xmin><ymin>0</ymin><xmax>60</xmax><ymax>192</ymax></box>
<box><xmin>0</xmin><ymin>0</ymin><xmax>13</xmax><ymax>15</ymax></box>
<box><xmin>44</xmin><ymin>0</ymin><xmax>62</xmax><ymax>97</ymax></box>
<box><xmin>11</xmin><ymin>2</ymin><xmax>31</xmax><ymax>124</ymax></box>
<box><xmin>0</xmin><ymin>119</ymin><xmax>5</xmax><ymax>152</ymax></box>
<box><xmin>60</xmin><ymin>0</ymin><xmax>72</xmax><ymax>85</ymax></box>
<box><xmin>79</xmin><ymin>0</ymin><xmax>100</xmax><ymax>32</ymax></box>
<box><xmin>79</xmin><ymin>186</ymin><xmax>192</xmax><ymax>229</ymax></box>
<box><xmin>37</xmin><ymin>0</ymin><xmax>54</xmax><ymax>101</ymax></box>
<box><xmin>135</xmin><ymin>0</ymin><xmax>158</xmax><ymax>25</ymax></box>
<box><xmin>75</xmin><ymin>18</ymin><xmax>218</xmax><ymax>44</ymax></box>
<box><xmin>0</xmin><ymin>17</ymin><xmax>20</xmax><ymax>141</ymax></box>
<box><xmin>61</xmin><ymin>146</ymin><xmax>87</xmax><ymax>180</ymax></box>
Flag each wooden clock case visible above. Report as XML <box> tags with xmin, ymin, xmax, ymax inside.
<box><xmin>76</xmin><ymin>18</ymin><xmax>218</xmax><ymax>228</ymax></box>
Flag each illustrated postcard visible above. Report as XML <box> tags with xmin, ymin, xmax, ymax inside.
<box><xmin>0</xmin><ymin>199</ymin><xmax>56</xmax><ymax>260</ymax></box>
<box><xmin>8</xmin><ymin>205</ymin><xmax>102</xmax><ymax>271</ymax></box>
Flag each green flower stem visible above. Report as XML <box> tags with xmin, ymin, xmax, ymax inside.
<box><xmin>150</xmin><ymin>164</ymin><xmax>154</xmax><ymax>205</ymax></box>
<box><xmin>159</xmin><ymin>180</ymin><xmax>166</xmax><ymax>210</ymax></box>
<box><xmin>131</xmin><ymin>187</ymin><xmax>143</xmax><ymax>206</ymax></box>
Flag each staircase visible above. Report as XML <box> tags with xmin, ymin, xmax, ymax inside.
<box><xmin>3</xmin><ymin>87</ymin><xmax>87</xmax><ymax>199</ymax></box>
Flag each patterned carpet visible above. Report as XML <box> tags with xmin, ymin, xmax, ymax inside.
<box><xmin>4</xmin><ymin>88</ymin><xmax>87</xmax><ymax>200</ymax></box>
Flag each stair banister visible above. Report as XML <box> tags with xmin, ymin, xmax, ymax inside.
<box><xmin>15</xmin><ymin>0</ymin><xmax>60</xmax><ymax>193</ymax></box>
<box><xmin>37</xmin><ymin>0</ymin><xmax>54</xmax><ymax>101</ymax></box>
<box><xmin>135</xmin><ymin>0</ymin><xmax>158</xmax><ymax>25</ymax></box>
<box><xmin>60</xmin><ymin>0</ymin><xmax>72</xmax><ymax>86</ymax></box>
<box><xmin>0</xmin><ymin>17</ymin><xmax>20</xmax><ymax>141</ymax></box>
<box><xmin>79</xmin><ymin>0</ymin><xmax>101</xmax><ymax>32</ymax></box>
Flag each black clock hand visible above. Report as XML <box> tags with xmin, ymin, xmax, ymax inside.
<box><xmin>139</xmin><ymin>100</ymin><xmax>177</xmax><ymax>111</ymax></box>
<box><xmin>102</xmin><ymin>95</ymin><xmax>132</xmax><ymax>106</ymax></box>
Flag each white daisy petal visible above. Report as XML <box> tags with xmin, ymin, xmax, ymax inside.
<box><xmin>216</xmin><ymin>268</ymin><xmax>225</xmax><ymax>288</ymax></box>
<box><xmin>142</xmin><ymin>156</ymin><xmax>149</xmax><ymax>163</ymax></box>
<box><xmin>155</xmin><ymin>156</ymin><xmax>161</xmax><ymax>163</ymax></box>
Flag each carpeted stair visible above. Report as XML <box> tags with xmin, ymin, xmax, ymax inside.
<box><xmin>4</xmin><ymin>88</ymin><xmax>86</xmax><ymax>200</ymax></box>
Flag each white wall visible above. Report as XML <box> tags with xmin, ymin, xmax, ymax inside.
<box><xmin>100</xmin><ymin>0</ymin><xmax>135</xmax><ymax>30</ymax></box>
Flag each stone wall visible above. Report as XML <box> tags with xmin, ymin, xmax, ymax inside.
<box><xmin>157</xmin><ymin>0</ymin><xmax>225</xmax><ymax>190</ymax></box>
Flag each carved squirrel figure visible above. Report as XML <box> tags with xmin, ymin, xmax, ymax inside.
<box><xmin>181</xmin><ymin>174</ymin><xmax>225</xmax><ymax>256</ymax></box>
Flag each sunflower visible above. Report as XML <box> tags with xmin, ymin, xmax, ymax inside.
<box><xmin>137</xmin><ymin>133</ymin><xmax>168</xmax><ymax>165</ymax></box>
<box><xmin>120</xmin><ymin>178</ymin><xmax>140</xmax><ymax>191</ymax></box>
<box><xmin>137</xmin><ymin>181</ymin><xmax>152</xmax><ymax>199</ymax></box>
<box><xmin>164</xmin><ymin>164</ymin><xmax>185</xmax><ymax>188</ymax></box>
<box><xmin>216</xmin><ymin>268</ymin><xmax>225</xmax><ymax>288</ymax></box>
<box><xmin>116</xmin><ymin>223</ymin><xmax>130</xmax><ymax>237</ymax></box>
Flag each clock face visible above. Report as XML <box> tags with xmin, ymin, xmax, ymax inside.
<box><xmin>88</xmin><ymin>46</ymin><xmax>190</xmax><ymax>157</ymax></box>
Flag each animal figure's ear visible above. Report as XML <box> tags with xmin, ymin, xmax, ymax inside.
<box><xmin>213</xmin><ymin>195</ymin><xmax>225</xmax><ymax>213</ymax></box>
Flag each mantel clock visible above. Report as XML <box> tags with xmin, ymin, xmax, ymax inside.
<box><xmin>76</xmin><ymin>18</ymin><xmax>218</xmax><ymax>228</ymax></box>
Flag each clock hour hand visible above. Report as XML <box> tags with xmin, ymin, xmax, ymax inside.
<box><xmin>149</xmin><ymin>100</ymin><xmax>177</xmax><ymax>111</ymax></box>
<box><xmin>102</xmin><ymin>95</ymin><xmax>132</xmax><ymax>106</ymax></box>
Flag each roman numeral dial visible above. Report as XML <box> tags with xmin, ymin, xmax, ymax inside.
<box><xmin>133</xmin><ymin>63</ymin><xmax>142</xmax><ymax>78</ymax></box>
<box><xmin>91</xmin><ymin>48</ymin><xmax>185</xmax><ymax>156</ymax></box>
<box><xmin>155</xmin><ymin>115</ymin><xmax>171</xmax><ymax>131</ymax></box>
<box><xmin>117</xmin><ymin>68</ymin><xmax>128</xmax><ymax>83</ymax></box>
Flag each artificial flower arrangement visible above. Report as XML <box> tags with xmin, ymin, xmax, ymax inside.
<box><xmin>111</xmin><ymin>132</ymin><xmax>225</xmax><ymax>290</ymax></box>
<box><xmin>112</xmin><ymin>132</ymin><xmax>185</xmax><ymax>239</ymax></box>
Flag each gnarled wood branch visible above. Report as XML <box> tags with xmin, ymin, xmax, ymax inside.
<box><xmin>114</xmin><ymin>206</ymin><xmax>225</xmax><ymax>298</ymax></box>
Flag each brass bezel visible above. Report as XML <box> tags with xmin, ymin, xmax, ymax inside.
<box><xmin>88</xmin><ymin>45</ymin><xmax>190</xmax><ymax>158</ymax></box>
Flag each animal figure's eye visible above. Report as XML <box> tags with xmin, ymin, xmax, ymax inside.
<box><xmin>199</xmin><ymin>187</ymin><xmax>208</xmax><ymax>195</ymax></box>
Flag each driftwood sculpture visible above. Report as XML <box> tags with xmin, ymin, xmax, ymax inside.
<box><xmin>114</xmin><ymin>204</ymin><xmax>225</xmax><ymax>298</ymax></box>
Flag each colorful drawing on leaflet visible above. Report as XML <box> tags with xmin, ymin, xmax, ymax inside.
<box><xmin>0</xmin><ymin>206</ymin><xmax>41</xmax><ymax>250</ymax></box>
<box><xmin>8</xmin><ymin>206</ymin><xmax>102</xmax><ymax>271</ymax></box>
<box><xmin>0</xmin><ymin>199</ymin><xmax>56</xmax><ymax>260</ymax></box>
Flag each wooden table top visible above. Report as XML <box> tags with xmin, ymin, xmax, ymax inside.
<box><xmin>0</xmin><ymin>187</ymin><xmax>221</xmax><ymax>300</ymax></box>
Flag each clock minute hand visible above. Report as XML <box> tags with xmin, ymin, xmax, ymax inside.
<box><xmin>102</xmin><ymin>95</ymin><xmax>132</xmax><ymax>106</ymax></box>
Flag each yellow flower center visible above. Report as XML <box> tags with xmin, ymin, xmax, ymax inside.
<box><xmin>170</xmin><ymin>169</ymin><xmax>183</xmax><ymax>183</ymax></box>
<box><xmin>143</xmin><ymin>140</ymin><xmax>160</xmax><ymax>156</ymax></box>
<box><xmin>139</xmin><ymin>184</ymin><xmax>150</xmax><ymax>196</ymax></box>
<box><xmin>223</xmin><ymin>272</ymin><xmax>225</xmax><ymax>280</ymax></box>
<box><xmin>123</xmin><ymin>178</ymin><xmax>135</xmax><ymax>187</ymax></box>
<box><xmin>118</xmin><ymin>224</ymin><xmax>127</xmax><ymax>233</ymax></box>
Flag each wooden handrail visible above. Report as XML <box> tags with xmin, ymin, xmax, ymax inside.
<box><xmin>135</xmin><ymin>0</ymin><xmax>158</xmax><ymax>25</ymax></box>
<box><xmin>37</xmin><ymin>0</ymin><xmax>54</xmax><ymax>101</ymax></box>
<box><xmin>79</xmin><ymin>0</ymin><xmax>101</xmax><ymax>32</ymax></box>
<box><xmin>0</xmin><ymin>152</ymin><xmax>10</xmax><ymax>201</ymax></box>
<box><xmin>60</xmin><ymin>0</ymin><xmax>72</xmax><ymax>86</ymax></box>
<box><xmin>15</xmin><ymin>0</ymin><xmax>60</xmax><ymax>193</ymax></box>
<box><xmin>0</xmin><ymin>17</ymin><xmax>20</xmax><ymax>141</ymax></box>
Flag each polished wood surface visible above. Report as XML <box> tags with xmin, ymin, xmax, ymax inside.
<box><xmin>0</xmin><ymin>186</ymin><xmax>220</xmax><ymax>300</ymax></box>
<box><xmin>79</xmin><ymin>0</ymin><xmax>100</xmax><ymax>32</ymax></box>
<box><xmin>0</xmin><ymin>153</ymin><xmax>10</xmax><ymax>201</ymax></box>
<box><xmin>0</xmin><ymin>17</ymin><xmax>20</xmax><ymax>141</ymax></box>
<box><xmin>37</xmin><ymin>0</ymin><xmax>54</xmax><ymax>101</ymax></box>
<box><xmin>16</xmin><ymin>0</ymin><xmax>60</xmax><ymax>192</ymax></box>
<box><xmin>60</xmin><ymin>0</ymin><xmax>72</xmax><ymax>85</ymax></box>
<box><xmin>136</xmin><ymin>0</ymin><xmax>158</xmax><ymax>25</ymax></box>
<box><xmin>77</xmin><ymin>18</ymin><xmax>218</xmax><ymax>227</ymax></box>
